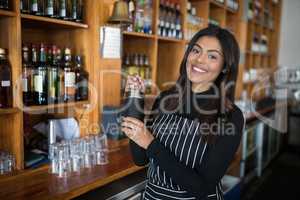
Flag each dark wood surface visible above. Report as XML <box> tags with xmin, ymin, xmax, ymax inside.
<box><xmin>0</xmin><ymin>141</ymin><xmax>143</xmax><ymax>200</ymax></box>
<box><xmin>0</xmin><ymin>103</ymin><xmax>286</xmax><ymax>200</ymax></box>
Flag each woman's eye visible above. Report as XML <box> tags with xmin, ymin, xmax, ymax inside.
<box><xmin>208</xmin><ymin>54</ymin><xmax>217</xmax><ymax>60</ymax></box>
<box><xmin>192</xmin><ymin>48</ymin><xmax>200</xmax><ymax>54</ymax></box>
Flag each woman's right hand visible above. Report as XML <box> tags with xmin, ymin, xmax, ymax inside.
<box><xmin>125</xmin><ymin>75</ymin><xmax>145</xmax><ymax>93</ymax></box>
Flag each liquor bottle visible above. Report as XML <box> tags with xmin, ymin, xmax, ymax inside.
<box><xmin>30</xmin><ymin>0</ymin><xmax>38</xmax><ymax>14</ymax></box>
<box><xmin>175</xmin><ymin>3</ymin><xmax>182</xmax><ymax>39</ymax></box>
<box><xmin>20</xmin><ymin>0</ymin><xmax>31</xmax><ymax>13</ymax></box>
<box><xmin>70</xmin><ymin>0</ymin><xmax>77</xmax><ymax>21</ymax></box>
<box><xmin>59</xmin><ymin>0</ymin><xmax>71</xmax><ymax>20</ymax></box>
<box><xmin>127</xmin><ymin>53</ymin><xmax>140</xmax><ymax>76</ymax></box>
<box><xmin>134</xmin><ymin>0</ymin><xmax>144</xmax><ymax>32</ymax></box>
<box><xmin>45</xmin><ymin>0</ymin><xmax>54</xmax><ymax>17</ymax></box>
<box><xmin>63</xmin><ymin>48</ymin><xmax>75</xmax><ymax>102</ymax></box>
<box><xmin>59</xmin><ymin>0</ymin><xmax>67</xmax><ymax>19</ymax></box>
<box><xmin>0</xmin><ymin>0</ymin><xmax>9</xmax><ymax>10</ymax></box>
<box><xmin>74</xmin><ymin>55</ymin><xmax>88</xmax><ymax>101</ymax></box>
<box><xmin>158</xmin><ymin>0</ymin><xmax>165</xmax><ymax>36</ymax></box>
<box><xmin>143</xmin><ymin>55</ymin><xmax>152</xmax><ymax>94</ymax></box>
<box><xmin>22</xmin><ymin>45</ymin><xmax>33</xmax><ymax>106</ymax></box>
<box><xmin>37</xmin><ymin>0</ymin><xmax>45</xmax><ymax>15</ymax></box>
<box><xmin>121</xmin><ymin>54</ymin><xmax>128</xmax><ymax>94</ymax></box>
<box><xmin>71</xmin><ymin>0</ymin><xmax>83</xmax><ymax>22</ymax></box>
<box><xmin>52</xmin><ymin>0</ymin><xmax>59</xmax><ymax>18</ymax></box>
<box><xmin>47</xmin><ymin>46</ymin><xmax>58</xmax><ymax>104</ymax></box>
<box><xmin>75</xmin><ymin>0</ymin><xmax>83</xmax><ymax>22</ymax></box>
<box><xmin>30</xmin><ymin>0</ymin><xmax>44</xmax><ymax>15</ymax></box>
<box><xmin>143</xmin><ymin>0</ymin><xmax>152</xmax><ymax>34</ymax></box>
<box><xmin>66</xmin><ymin>0</ymin><xmax>72</xmax><ymax>20</ymax></box>
<box><xmin>0</xmin><ymin>48</ymin><xmax>13</xmax><ymax>108</ymax></box>
<box><xmin>127</xmin><ymin>0</ymin><xmax>135</xmax><ymax>31</ymax></box>
<box><xmin>56</xmin><ymin>48</ymin><xmax>64</xmax><ymax>102</ymax></box>
<box><xmin>138</xmin><ymin>54</ymin><xmax>145</xmax><ymax>79</ymax></box>
<box><xmin>33</xmin><ymin>44</ymin><xmax>47</xmax><ymax>105</ymax></box>
<box><xmin>122</xmin><ymin>87</ymin><xmax>144</xmax><ymax>121</ymax></box>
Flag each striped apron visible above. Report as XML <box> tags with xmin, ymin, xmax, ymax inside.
<box><xmin>143</xmin><ymin>113</ymin><xmax>224</xmax><ymax>200</ymax></box>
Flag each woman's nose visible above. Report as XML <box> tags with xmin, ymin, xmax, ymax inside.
<box><xmin>196</xmin><ymin>52</ymin><xmax>207</xmax><ymax>64</ymax></box>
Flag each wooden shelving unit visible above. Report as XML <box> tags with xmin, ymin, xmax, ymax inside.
<box><xmin>210</xmin><ymin>0</ymin><xmax>226</xmax><ymax>9</ymax></box>
<box><xmin>0</xmin><ymin>108</ymin><xmax>19</xmax><ymax>115</ymax></box>
<box><xmin>22</xmin><ymin>101</ymin><xmax>90</xmax><ymax>113</ymax></box>
<box><xmin>243</xmin><ymin>0</ymin><xmax>282</xmax><ymax>101</ymax></box>
<box><xmin>0</xmin><ymin>0</ymin><xmax>98</xmax><ymax>171</ymax></box>
<box><xmin>21</xmin><ymin>14</ymin><xmax>88</xmax><ymax>29</ymax></box>
<box><xmin>0</xmin><ymin>0</ymin><xmax>282</xmax><ymax>183</ymax></box>
<box><xmin>157</xmin><ymin>36</ymin><xmax>185</xmax><ymax>43</ymax></box>
<box><xmin>123</xmin><ymin>31</ymin><xmax>155</xmax><ymax>39</ymax></box>
<box><xmin>0</xmin><ymin>9</ymin><xmax>16</xmax><ymax>17</ymax></box>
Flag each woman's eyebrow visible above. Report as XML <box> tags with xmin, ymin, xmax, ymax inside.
<box><xmin>194</xmin><ymin>43</ymin><xmax>223</xmax><ymax>56</ymax></box>
<box><xmin>208</xmin><ymin>49</ymin><xmax>223</xmax><ymax>56</ymax></box>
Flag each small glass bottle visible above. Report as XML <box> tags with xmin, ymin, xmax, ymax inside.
<box><xmin>47</xmin><ymin>45</ymin><xmax>58</xmax><ymax>104</ymax></box>
<box><xmin>74</xmin><ymin>55</ymin><xmax>88</xmax><ymax>101</ymax></box>
<box><xmin>123</xmin><ymin>87</ymin><xmax>145</xmax><ymax>121</ymax></box>
<box><xmin>45</xmin><ymin>0</ymin><xmax>54</xmax><ymax>17</ymax></box>
<box><xmin>63</xmin><ymin>48</ymin><xmax>75</xmax><ymax>102</ymax></box>
<box><xmin>20</xmin><ymin>0</ymin><xmax>31</xmax><ymax>13</ymax></box>
<box><xmin>22</xmin><ymin>45</ymin><xmax>33</xmax><ymax>106</ymax></box>
<box><xmin>33</xmin><ymin>43</ymin><xmax>47</xmax><ymax>105</ymax></box>
<box><xmin>0</xmin><ymin>0</ymin><xmax>9</xmax><ymax>10</ymax></box>
<box><xmin>0</xmin><ymin>48</ymin><xmax>13</xmax><ymax>108</ymax></box>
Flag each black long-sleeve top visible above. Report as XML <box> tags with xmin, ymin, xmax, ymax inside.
<box><xmin>129</xmin><ymin>87</ymin><xmax>245</xmax><ymax>200</ymax></box>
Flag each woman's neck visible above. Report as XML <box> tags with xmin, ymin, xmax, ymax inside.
<box><xmin>191</xmin><ymin>83</ymin><xmax>212</xmax><ymax>93</ymax></box>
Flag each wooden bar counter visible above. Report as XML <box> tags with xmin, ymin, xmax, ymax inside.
<box><xmin>0</xmin><ymin>140</ymin><xmax>143</xmax><ymax>200</ymax></box>
<box><xmin>0</xmin><ymin>102</ymin><xmax>287</xmax><ymax>200</ymax></box>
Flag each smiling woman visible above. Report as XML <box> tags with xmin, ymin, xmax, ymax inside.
<box><xmin>187</xmin><ymin>36</ymin><xmax>225</xmax><ymax>93</ymax></box>
<box><xmin>121</xmin><ymin>25</ymin><xmax>245</xmax><ymax>200</ymax></box>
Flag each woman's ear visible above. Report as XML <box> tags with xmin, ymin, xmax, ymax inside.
<box><xmin>221</xmin><ymin>67</ymin><xmax>228</xmax><ymax>74</ymax></box>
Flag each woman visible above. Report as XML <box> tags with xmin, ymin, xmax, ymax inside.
<box><xmin>121</xmin><ymin>26</ymin><xmax>245</xmax><ymax>200</ymax></box>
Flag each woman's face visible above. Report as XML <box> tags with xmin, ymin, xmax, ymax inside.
<box><xmin>186</xmin><ymin>36</ymin><xmax>224</xmax><ymax>91</ymax></box>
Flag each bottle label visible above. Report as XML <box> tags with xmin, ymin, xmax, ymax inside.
<box><xmin>1</xmin><ymin>80</ymin><xmax>11</xmax><ymax>87</ymax></box>
<box><xmin>129</xmin><ymin>1</ymin><xmax>135</xmax><ymax>13</ymax></box>
<box><xmin>165</xmin><ymin>22</ymin><xmax>170</xmax><ymax>28</ymax></box>
<box><xmin>47</xmin><ymin>7</ymin><xmax>54</xmax><ymax>15</ymax></box>
<box><xmin>65</xmin><ymin>72</ymin><xmax>75</xmax><ymax>87</ymax></box>
<box><xmin>34</xmin><ymin>75</ymin><xmax>43</xmax><ymax>93</ymax></box>
<box><xmin>32</xmin><ymin>3</ymin><xmax>38</xmax><ymax>12</ymax></box>
<box><xmin>60</xmin><ymin>9</ymin><xmax>66</xmax><ymax>17</ymax></box>
<box><xmin>170</xmin><ymin>23</ymin><xmax>175</xmax><ymax>29</ymax></box>
<box><xmin>22</xmin><ymin>78</ymin><xmax>28</xmax><ymax>92</ymax></box>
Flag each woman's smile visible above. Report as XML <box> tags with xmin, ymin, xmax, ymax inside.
<box><xmin>191</xmin><ymin>64</ymin><xmax>209</xmax><ymax>73</ymax></box>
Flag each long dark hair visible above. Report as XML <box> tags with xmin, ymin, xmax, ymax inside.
<box><xmin>158</xmin><ymin>25</ymin><xmax>240</xmax><ymax>141</ymax></box>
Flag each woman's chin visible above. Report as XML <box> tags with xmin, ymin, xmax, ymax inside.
<box><xmin>187</xmin><ymin>74</ymin><xmax>206</xmax><ymax>83</ymax></box>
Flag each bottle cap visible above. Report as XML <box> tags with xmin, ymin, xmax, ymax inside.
<box><xmin>191</xmin><ymin>7</ymin><xmax>196</xmax><ymax>15</ymax></box>
<box><xmin>64</xmin><ymin>48</ymin><xmax>71</xmax><ymax>55</ymax></box>
<box><xmin>0</xmin><ymin>48</ymin><xmax>6</xmax><ymax>55</ymax></box>
<box><xmin>22</xmin><ymin>45</ymin><xmax>29</xmax><ymax>51</ymax></box>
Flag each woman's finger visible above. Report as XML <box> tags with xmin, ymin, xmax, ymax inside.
<box><xmin>123</xmin><ymin>117</ymin><xmax>144</xmax><ymax>127</ymax></box>
<box><xmin>121</xmin><ymin>121</ymin><xmax>136</xmax><ymax>130</ymax></box>
<box><xmin>121</xmin><ymin>127</ymin><xmax>137</xmax><ymax>139</ymax></box>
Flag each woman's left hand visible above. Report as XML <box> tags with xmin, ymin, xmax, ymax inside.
<box><xmin>121</xmin><ymin>117</ymin><xmax>154</xmax><ymax>149</ymax></box>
